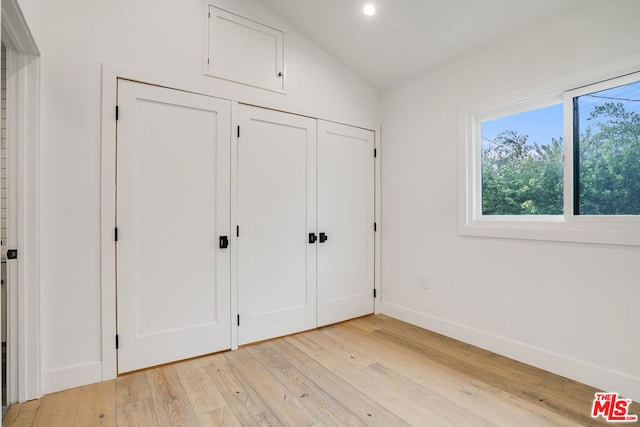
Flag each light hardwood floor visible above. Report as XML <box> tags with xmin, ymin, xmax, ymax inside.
<box><xmin>3</xmin><ymin>314</ymin><xmax>638</xmax><ymax>426</ymax></box>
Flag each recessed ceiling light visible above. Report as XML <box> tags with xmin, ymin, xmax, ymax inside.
<box><xmin>363</xmin><ymin>4</ymin><xmax>375</xmax><ymax>16</ymax></box>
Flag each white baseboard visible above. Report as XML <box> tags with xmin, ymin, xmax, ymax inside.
<box><xmin>379</xmin><ymin>301</ymin><xmax>640</xmax><ymax>403</ymax></box>
<box><xmin>42</xmin><ymin>361</ymin><xmax>102</xmax><ymax>394</ymax></box>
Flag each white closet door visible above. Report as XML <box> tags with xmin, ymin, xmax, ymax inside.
<box><xmin>116</xmin><ymin>80</ymin><xmax>231</xmax><ymax>373</ymax></box>
<box><xmin>237</xmin><ymin>105</ymin><xmax>317</xmax><ymax>345</ymax></box>
<box><xmin>317</xmin><ymin>121</ymin><xmax>375</xmax><ymax>327</ymax></box>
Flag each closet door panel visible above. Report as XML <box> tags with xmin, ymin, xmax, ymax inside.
<box><xmin>116</xmin><ymin>80</ymin><xmax>231</xmax><ymax>373</ymax></box>
<box><xmin>317</xmin><ymin>121</ymin><xmax>375</xmax><ymax>326</ymax></box>
<box><xmin>237</xmin><ymin>105</ymin><xmax>317</xmax><ymax>344</ymax></box>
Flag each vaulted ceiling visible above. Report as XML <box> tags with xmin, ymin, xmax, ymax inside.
<box><xmin>258</xmin><ymin>0</ymin><xmax>581</xmax><ymax>90</ymax></box>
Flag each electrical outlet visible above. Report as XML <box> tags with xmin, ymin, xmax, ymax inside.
<box><xmin>420</xmin><ymin>277</ymin><xmax>429</xmax><ymax>290</ymax></box>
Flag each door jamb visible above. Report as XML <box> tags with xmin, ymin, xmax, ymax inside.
<box><xmin>100</xmin><ymin>66</ymin><xmax>118</xmax><ymax>381</ymax></box>
<box><xmin>1</xmin><ymin>0</ymin><xmax>41</xmax><ymax>402</ymax></box>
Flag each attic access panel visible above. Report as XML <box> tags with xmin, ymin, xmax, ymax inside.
<box><xmin>207</xmin><ymin>6</ymin><xmax>285</xmax><ymax>92</ymax></box>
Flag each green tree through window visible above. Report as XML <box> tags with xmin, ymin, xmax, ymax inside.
<box><xmin>482</xmin><ymin>131</ymin><xmax>563</xmax><ymax>215</ymax></box>
<box><xmin>577</xmin><ymin>100</ymin><xmax>640</xmax><ymax>215</ymax></box>
<box><xmin>481</xmin><ymin>103</ymin><xmax>564</xmax><ymax>215</ymax></box>
<box><xmin>481</xmin><ymin>80</ymin><xmax>640</xmax><ymax>217</ymax></box>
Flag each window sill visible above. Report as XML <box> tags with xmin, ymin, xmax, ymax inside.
<box><xmin>459</xmin><ymin>216</ymin><xmax>640</xmax><ymax>246</ymax></box>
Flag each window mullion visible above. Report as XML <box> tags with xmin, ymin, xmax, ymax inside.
<box><xmin>572</xmin><ymin>97</ymin><xmax>580</xmax><ymax>216</ymax></box>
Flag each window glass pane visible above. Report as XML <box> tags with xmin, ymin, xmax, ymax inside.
<box><xmin>481</xmin><ymin>104</ymin><xmax>564</xmax><ymax>215</ymax></box>
<box><xmin>575</xmin><ymin>80</ymin><xmax>640</xmax><ymax>215</ymax></box>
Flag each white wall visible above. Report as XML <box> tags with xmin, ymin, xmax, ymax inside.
<box><xmin>381</xmin><ymin>0</ymin><xmax>640</xmax><ymax>402</ymax></box>
<box><xmin>38</xmin><ymin>0</ymin><xmax>379</xmax><ymax>393</ymax></box>
<box><xmin>15</xmin><ymin>0</ymin><xmax>40</xmax><ymax>46</ymax></box>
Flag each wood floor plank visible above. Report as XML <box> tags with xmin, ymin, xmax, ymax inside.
<box><xmin>464</xmin><ymin>380</ymin><xmax>585</xmax><ymax>427</ymax></box>
<box><xmin>173</xmin><ymin>357</ymin><xmax>227</xmax><ymax>416</ymax></box>
<box><xmin>145</xmin><ymin>365</ymin><xmax>200</xmax><ymax>427</ymax></box>
<box><xmin>32</xmin><ymin>387</ymin><xmax>80</xmax><ymax>427</ymax></box>
<box><xmin>329</xmin><ymin>322</ymin><xmax>582</xmax><ymax>427</ymax></box>
<box><xmin>198</xmin><ymin>406</ymin><xmax>243</xmax><ymax>427</ymax></box>
<box><xmin>12</xmin><ymin>399</ymin><xmax>41</xmax><ymax>427</ymax></box>
<box><xmin>223</xmin><ymin>347</ymin><xmax>321</xmax><ymax>426</ymax></box>
<box><xmin>203</xmin><ymin>352</ymin><xmax>283</xmax><ymax>426</ymax></box>
<box><xmin>344</xmin><ymin>315</ymin><xmax>385</xmax><ymax>333</ymax></box>
<box><xmin>302</xmin><ymin>327</ymin><xmax>374</xmax><ymax>369</ymax></box>
<box><xmin>366</xmin><ymin>362</ymin><xmax>494</xmax><ymax>426</ymax></box>
<box><xmin>246</xmin><ymin>342</ymin><xmax>369</xmax><ymax>427</ymax></box>
<box><xmin>373</xmin><ymin>316</ymin><xmax>541</xmax><ymax>386</ymax></box>
<box><xmin>115</xmin><ymin>371</ymin><xmax>158</xmax><ymax>427</ymax></box>
<box><xmin>290</xmin><ymin>332</ymin><xmax>491</xmax><ymax>427</ymax></box>
<box><xmin>74</xmin><ymin>380</ymin><xmax>116</xmax><ymax>426</ymax></box>
<box><xmin>115</xmin><ymin>371</ymin><xmax>152</xmax><ymax>405</ymax></box>
<box><xmin>116</xmin><ymin>399</ymin><xmax>158</xmax><ymax>427</ymax></box>
<box><xmin>324</xmin><ymin>325</ymin><xmax>579</xmax><ymax>426</ymax></box>
<box><xmin>325</xmin><ymin>322</ymin><xmax>474</xmax><ymax>384</ymax></box>
<box><xmin>3</xmin><ymin>402</ymin><xmax>23</xmax><ymax>426</ymax></box>
<box><xmin>275</xmin><ymin>337</ymin><xmax>411</xmax><ymax>427</ymax></box>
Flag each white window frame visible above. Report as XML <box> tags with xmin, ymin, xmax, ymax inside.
<box><xmin>472</xmin><ymin>95</ymin><xmax>564</xmax><ymax>219</ymax></box>
<box><xmin>459</xmin><ymin>63</ymin><xmax>640</xmax><ymax>246</ymax></box>
<box><xmin>564</xmin><ymin>72</ymin><xmax>640</xmax><ymax>224</ymax></box>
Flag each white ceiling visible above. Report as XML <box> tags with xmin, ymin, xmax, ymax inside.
<box><xmin>257</xmin><ymin>0</ymin><xmax>581</xmax><ymax>90</ymax></box>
